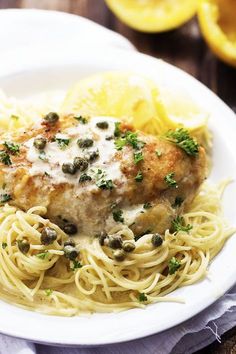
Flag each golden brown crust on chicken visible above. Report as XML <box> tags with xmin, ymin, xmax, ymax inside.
<box><xmin>0</xmin><ymin>114</ymin><xmax>206</xmax><ymax>236</ymax></box>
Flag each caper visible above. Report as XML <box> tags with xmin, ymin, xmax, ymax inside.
<box><xmin>151</xmin><ymin>234</ymin><xmax>163</xmax><ymax>247</ymax></box>
<box><xmin>88</xmin><ymin>150</ymin><xmax>99</xmax><ymax>162</ymax></box>
<box><xmin>96</xmin><ymin>121</ymin><xmax>109</xmax><ymax>129</ymax></box>
<box><xmin>62</xmin><ymin>162</ymin><xmax>76</xmax><ymax>175</ymax></box>
<box><xmin>64</xmin><ymin>238</ymin><xmax>76</xmax><ymax>247</ymax></box>
<box><xmin>18</xmin><ymin>239</ymin><xmax>30</xmax><ymax>254</ymax></box>
<box><xmin>108</xmin><ymin>235</ymin><xmax>123</xmax><ymax>249</ymax></box>
<box><xmin>41</xmin><ymin>227</ymin><xmax>57</xmax><ymax>245</ymax></box>
<box><xmin>33</xmin><ymin>137</ymin><xmax>47</xmax><ymax>150</ymax></box>
<box><xmin>63</xmin><ymin>245</ymin><xmax>79</xmax><ymax>260</ymax></box>
<box><xmin>43</xmin><ymin>112</ymin><xmax>59</xmax><ymax>124</ymax></box>
<box><xmin>122</xmin><ymin>241</ymin><xmax>135</xmax><ymax>253</ymax></box>
<box><xmin>77</xmin><ymin>138</ymin><xmax>94</xmax><ymax>149</ymax></box>
<box><xmin>114</xmin><ymin>249</ymin><xmax>126</xmax><ymax>262</ymax></box>
<box><xmin>98</xmin><ymin>231</ymin><xmax>108</xmax><ymax>246</ymax></box>
<box><xmin>73</xmin><ymin>157</ymin><xmax>89</xmax><ymax>172</ymax></box>
<box><xmin>79</xmin><ymin>173</ymin><xmax>92</xmax><ymax>183</ymax></box>
<box><xmin>63</xmin><ymin>223</ymin><xmax>78</xmax><ymax>235</ymax></box>
<box><xmin>105</xmin><ymin>136</ymin><xmax>113</xmax><ymax>141</ymax></box>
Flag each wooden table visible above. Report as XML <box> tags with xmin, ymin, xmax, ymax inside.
<box><xmin>1</xmin><ymin>0</ymin><xmax>236</xmax><ymax>352</ymax></box>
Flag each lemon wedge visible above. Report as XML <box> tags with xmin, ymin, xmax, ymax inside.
<box><xmin>198</xmin><ymin>0</ymin><xmax>236</xmax><ymax>67</ymax></box>
<box><xmin>159</xmin><ymin>88</ymin><xmax>208</xmax><ymax>131</ymax></box>
<box><xmin>105</xmin><ymin>0</ymin><xmax>198</xmax><ymax>33</ymax></box>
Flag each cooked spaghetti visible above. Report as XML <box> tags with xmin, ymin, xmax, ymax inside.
<box><xmin>0</xmin><ymin>181</ymin><xmax>234</xmax><ymax>316</ymax></box>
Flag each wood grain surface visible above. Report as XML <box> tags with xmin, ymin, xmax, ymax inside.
<box><xmin>0</xmin><ymin>0</ymin><xmax>236</xmax><ymax>352</ymax></box>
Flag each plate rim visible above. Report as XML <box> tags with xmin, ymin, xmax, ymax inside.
<box><xmin>0</xmin><ymin>8</ymin><xmax>135</xmax><ymax>52</ymax></box>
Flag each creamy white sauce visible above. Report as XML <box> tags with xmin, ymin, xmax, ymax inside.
<box><xmin>25</xmin><ymin>116</ymin><xmax>126</xmax><ymax>191</ymax></box>
<box><xmin>123</xmin><ymin>204</ymin><xmax>145</xmax><ymax>225</ymax></box>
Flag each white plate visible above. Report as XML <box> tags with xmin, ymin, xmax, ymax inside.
<box><xmin>0</xmin><ymin>9</ymin><xmax>134</xmax><ymax>52</ymax></box>
<box><xmin>0</xmin><ymin>45</ymin><xmax>236</xmax><ymax>347</ymax></box>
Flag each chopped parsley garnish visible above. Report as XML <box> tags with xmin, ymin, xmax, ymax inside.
<box><xmin>39</xmin><ymin>151</ymin><xmax>49</xmax><ymax>162</ymax></box>
<box><xmin>143</xmin><ymin>202</ymin><xmax>152</xmax><ymax>209</ymax></box>
<box><xmin>114</xmin><ymin>131</ymin><xmax>145</xmax><ymax>151</ymax></box>
<box><xmin>164</xmin><ymin>172</ymin><xmax>178</xmax><ymax>188</ymax></box>
<box><xmin>0</xmin><ymin>150</ymin><xmax>12</xmax><ymax>165</ymax></box>
<box><xmin>135</xmin><ymin>170</ymin><xmax>143</xmax><ymax>182</ymax></box>
<box><xmin>139</xmin><ymin>293</ymin><xmax>147</xmax><ymax>302</ymax></box>
<box><xmin>55</xmin><ymin>138</ymin><xmax>71</xmax><ymax>150</ymax></box>
<box><xmin>112</xmin><ymin>209</ymin><xmax>124</xmax><ymax>223</ymax></box>
<box><xmin>114</xmin><ymin>122</ymin><xmax>121</xmax><ymax>137</ymax></box>
<box><xmin>164</xmin><ymin>128</ymin><xmax>199</xmax><ymax>157</ymax></box>
<box><xmin>44</xmin><ymin>171</ymin><xmax>50</xmax><ymax>177</ymax></box>
<box><xmin>3</xmin><ymin>141</ymin><xmax>20</xmax><ymax>155</ymax></box>
<box><xmin>2</xmin><ymin>243</ymin><xmax>7</xmax><ymax>249</ymax></box>
<box><xmin>89</xmin><ymin>168</ymin><xmax>114</xmax><ymax>190</ymax></box>
<box><xmin>96</xmin><ymin>179</ymin><xmax>114</xmax><ymax>190</ymax></box>
<box><xmin>71</xmin><ymin>260</ymin><xmax>83</xmax><ymax>271</ymax></box>
<box><xmin>172</xmin><ymin>196</ymin><xmax>184</xmax><ymax>208</ymax></box>
<box><xmin>125</xmin><ymin>132</ymin><xmax>145</xmax><ymax>150</ymax></box>
<box><xmin>155</xmin><ymin>149</ymin><xmax>162</xmax><ymax>157</ymax></box>
<box><xmin>45</xmin><ymin>289</ymin><xmax>53</xmax><ymax>296</ymax></box>
<box><xmin>74</xmin><ymin>115</ymin><xmax>88</xmax><ymax>124</ymax></box>
<box><xmin>36</xmin><ymin>251</ymin><xmax>49</xmax><ymax>259</ymax></box>
<box><xmin>79</xmin><ymin>173</ymin><xmax>92</xmax><ymax>183</ymax></box>
<box><xmin>114</xmin><ymin>129</ymin><xmax>145</xmax><ymax>165</ymax></box>
<box><xmin>0</xmin><ymin>194</ymin><xmax>11</xmax><ymax>204</ymax></box>
<box><xmin>114</xmin><ymin>138</ymin><xmax>127</xmax><ymax>151</ymax></box>
<box><xmin>168</xmin><ymin>257</ymin><xmax>181</xmax><ymax>275</ymax></box>
<box><xmin>171</xmin><ymin>216</ymin><xmax>193</xmax><ymax>233</ymax></box>
<box><xmin>96</xmin><ymin>168</ymin><xmax>103</xmax><ymax>176</ymax></box>
<box><xmin>134</xmin><ymin>151</ymin><xmax>144</xmax><ymax>164</ymax></box>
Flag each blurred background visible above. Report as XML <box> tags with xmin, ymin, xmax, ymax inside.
<box><xmin>0</xmin><ymin>0</ymin><xmax>236</xmax><ymax>353</ymax></box>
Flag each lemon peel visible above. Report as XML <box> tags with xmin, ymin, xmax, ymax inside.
<box><xmin>198</xmin><ymin>0</ymin><xmax>236</xmax><ymax>67</ymax></box>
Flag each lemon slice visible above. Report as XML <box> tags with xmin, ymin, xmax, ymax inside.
<box><xmin>159</xmin><ymin>89</ymin><xmax>208</xmax><ymax>131</ymax></box>
<box><xmin>62</xmin><ymin>72</ymin><xmax>166</xmax><ymax>131</ymax></box>
<box><xmin>198</xmin><ymin>0</ymin><xmax>236</xmax><ymax>67</ymax></box>
<box><xmin>105</xmin><ymin>0</ymin><xmax>198</xmax><ymax>33</ymax></box>
<box><xmin>62</xmin><ymin>72</ymin><xmax>209</xmax><ymax>147</ymax></box>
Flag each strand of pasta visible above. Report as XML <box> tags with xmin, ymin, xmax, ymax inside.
<box><xmin>0</xmin><ymin>181</ymin><xmax>234</xmax><ymax>315</ymax></box>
